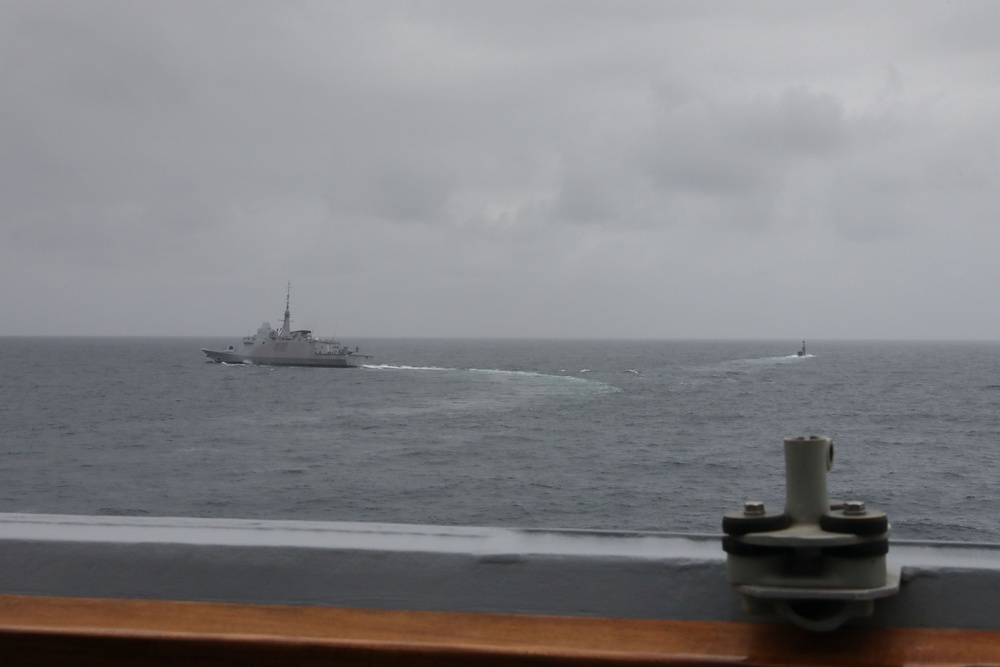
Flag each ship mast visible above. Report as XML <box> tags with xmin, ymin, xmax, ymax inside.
<box><xmin>281</xmin><ymin>281</ymin><xmax>292</xmax><ymax>336</ymax></box>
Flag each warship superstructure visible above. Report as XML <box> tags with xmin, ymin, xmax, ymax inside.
<box><xmin>201</xmin><ymin>285</ymin><xmax>369</xmax><ymax>368</ymax></box>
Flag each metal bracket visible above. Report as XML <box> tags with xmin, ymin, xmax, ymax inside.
<box><xmin>723</xmin><ymin>436</ymin><xmax>899</xmax><ymax>631</ymax></box>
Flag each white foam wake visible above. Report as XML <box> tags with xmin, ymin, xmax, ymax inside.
<box><xmin>363</xmin><ymin>364</ymin><xmax>454</xmax><ymax>371</ymax></box>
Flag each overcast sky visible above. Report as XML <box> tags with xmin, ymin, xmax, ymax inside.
<box><xmin>2</xmin><ymin>1</ymin><xmax>999</xmax><ymax>339</ymax></box>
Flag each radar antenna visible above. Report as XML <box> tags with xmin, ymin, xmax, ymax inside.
<box><xmin>281</xmin><ymin>281</ymin><xmax>292</xmax><ymax>336</ymax></box>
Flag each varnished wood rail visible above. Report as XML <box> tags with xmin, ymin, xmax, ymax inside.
<box><xmin>1</xmin><ymin>594</ymin><xmax>999</xmax><ymax>666</ymax></box>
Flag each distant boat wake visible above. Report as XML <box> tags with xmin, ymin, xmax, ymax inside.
<box><xmin>737</xmin><ymin>353</ymin><xmax>814</xmax><ymax>365</ymax></box>
<box><xmin>694</xmin><ymin>353</ymin><xmax>815</xmax><ymax>378</ymax></box>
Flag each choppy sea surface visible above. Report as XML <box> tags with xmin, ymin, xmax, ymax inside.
<box><xmin>1</xmin><ymin>338</ymin><xmax>999</xmax><ymax>543</ymax></box>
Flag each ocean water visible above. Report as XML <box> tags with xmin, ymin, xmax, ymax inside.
<box><xmin>1</xmin><ymin>337</ymin><xmax>999</xmax><ymax>543</ymax></box>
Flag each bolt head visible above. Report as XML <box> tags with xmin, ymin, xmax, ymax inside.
<box><xmin>844</xmin><ymin>500</ymin><xmax>867</xmax><ymax>516</ymax></box>
<box><xmin>743</xmin><ymin>500</ymin><xmax>766</xmax><ymax>516</ymax></box>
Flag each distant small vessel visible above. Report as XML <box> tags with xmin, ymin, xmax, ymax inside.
<box><xmin>796</xmin><ymin>341</ymin><xmax>806</xmax><ymax>357</ymax></box>
<box><xmin>201</xmin><ymin>284</ymin><xmax>369</xmax><ymax>368</ymax></box>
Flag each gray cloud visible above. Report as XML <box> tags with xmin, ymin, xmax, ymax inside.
<box><xmin>2</xmin><ymin>1</ymin><xmax>1000</xmax><ymax>339</ymax></box>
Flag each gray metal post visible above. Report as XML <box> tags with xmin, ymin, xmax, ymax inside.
<box><xmin>784</xmin><ymin>435</ymin><xmax>832</xmax><ymax>525</ymax></box>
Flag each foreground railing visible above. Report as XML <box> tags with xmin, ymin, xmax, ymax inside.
<box><xmin>2</xmin><ymin>511</ymin><xmax>1000</xmax><ymax>665</ymax></box>
<box><xmin>2</xmin><ymin>436</ymin><xmax>1000</xmax><ymax>664</ymax></box>
<box><xmin>5</xmin><ymin>594</ymin><xmax>1000</xmax><ymax>667</ymax></box>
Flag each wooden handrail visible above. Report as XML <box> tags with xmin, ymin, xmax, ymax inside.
<box><xmin>2</xmin><ymin>594</ymin><xmax>999</xmax><ymax>666</ymax></box>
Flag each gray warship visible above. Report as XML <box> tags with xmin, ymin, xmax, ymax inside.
<box><xmin>201</xmin><ymin>285</ymin><xmax>370</xmax><ymax>368</ymax></box>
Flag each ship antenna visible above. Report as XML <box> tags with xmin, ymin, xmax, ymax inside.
<box><xmin>282</xmin><ymin>281</ymin><xmax>292</xmax><ymax>336</ymax></box>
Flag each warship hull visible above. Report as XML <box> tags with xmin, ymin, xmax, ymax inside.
<box><xmin>201</xmin><ymin>346</ymin><xmax>368</xmax><ymax>368</ymax></box>
<box><xmin>201</xmin><ymin>284</ymin><xmax>370</xmax><ymax>368</ymax></box>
